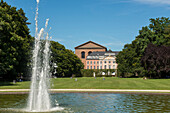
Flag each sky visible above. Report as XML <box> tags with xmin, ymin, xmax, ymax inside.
<box><xmin>3</xmin><ymin>0</ymin><xmax>170</xmax><ymax>51</ymax></box>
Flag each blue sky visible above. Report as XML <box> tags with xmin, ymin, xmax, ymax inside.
<box><xmin>4</xmin><ymin>0</ymin><xmax>170</xmax><ymax>51</ymax></box>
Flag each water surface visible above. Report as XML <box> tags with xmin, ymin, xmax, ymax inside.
<box><xmin>0</xmin><ymin>93</ymin><xmax>170</xmax><ymax>113</ymax></box>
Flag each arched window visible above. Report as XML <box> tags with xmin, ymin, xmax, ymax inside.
<box><xmin>81</xmin><ymin>51</ymin><xmax>85</xmax><ymax>58</ymax></box>
<box><xmin>88</xmin><ymin>51</ymin><xmax>92</xmax><ymax>55</ymax></box>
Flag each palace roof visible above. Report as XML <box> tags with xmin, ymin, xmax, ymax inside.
<box><xmin>86</xmin><ymin>51</ymin><xmax>119</xmax><ymax>60</ymax></box>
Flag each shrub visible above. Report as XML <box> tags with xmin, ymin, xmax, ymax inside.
<box><xmin>80</xmin><ymin>69</ymin><xmax>116</xmax><ymax>77</ymax></box>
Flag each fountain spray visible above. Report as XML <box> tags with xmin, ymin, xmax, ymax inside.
<box><xmin>27</xmin><ymin>0</ymin><xmax>51</xmax><ymax>112</ymax></box>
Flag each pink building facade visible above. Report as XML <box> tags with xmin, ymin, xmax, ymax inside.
<box><xmin>86</xmin><ymin>51</ymin><xmax>118</xmax><ymax>70</ymax></box>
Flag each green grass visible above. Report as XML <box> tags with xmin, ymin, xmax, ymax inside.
<box><xmin>1</xmin><ymin>77</ymin><xmax>170</xmax><ymax>90</ymax></box>
<box><xmin>0</xmin><ymin>81</ymin><xmax>30</xmax><ymax>89</ymax></box>
<box><xmin>50</xmin><ymin>77</ymin><xmax>170</xmax><ymax>90</ymax></box>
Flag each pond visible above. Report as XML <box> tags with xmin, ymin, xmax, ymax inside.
<box><xmin>0</xmin><ymin>93</ymin><xmax>170</xmax><ymax>113</ymax></box>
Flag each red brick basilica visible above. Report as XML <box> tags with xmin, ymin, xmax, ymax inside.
<box><xmin>75</xmin><ymin>41</ymin><xmax>119</xmax><ymax>70</ymax></box>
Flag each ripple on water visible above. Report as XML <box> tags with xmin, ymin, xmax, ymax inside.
<box><xmin>0</xmin><ymin>107</ymin><xmax>65</xmax><ymax>113</ymax></box>
<box><xmin>1</xmin><ymin>93</ymin><xmax>170</xmax><ymax>113</ymax></box>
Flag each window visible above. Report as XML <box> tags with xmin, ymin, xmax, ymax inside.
<box><xmin>97</xmin><ymin>61</ymin><xmax>99</xmax><ymax>64</ymax></box>
<box><xmin>90</xmin><ymin>66</ymin><xmax>92</xmax><ymax>69</ymax></box>
<box><xmin>94</xmin><ymin>61</ymin><xmax>96</xmax><ymax>64</ymax></box>
<box><xmin>97</xmin><ymin>66</ymin><xmax>99</xmax><ymax>69</ymax></box>
<box><xmin>88</xmin><ymin>51</ymin><xmax>92</xmax><ymax>55</ymax></box>
<box><xmin>113</xmin><ymin>65</ymin><xmax>115</xmax><ymax>69</ymax></box>
<box><xmin>87</xmin><ymin>61</ymin><xmax>89</xmax><ymax>64</ymax></box>
<box><xmin>87</xmin><ymin>66</ymin><xmax>89</xmax><ymax>69</ymax></box>
<box><xmin>104</xmin><ymin>61</ymin><xmax>107</xmax><ymax>63</ymax></box>
<box><xmin>104</xmin><ymin>65</ymin><xmax>107</xmax><ymax>69</ymax></box>
<box><xmin>109</xmin><ymin>65</ymin><xmax>111</xmax><ymax>69</ymax></box>
<box><xmin>81</xmin><ymin>51</ymin><xmax>85</xmax><ymax>58</ymax></box>
<box><xmin>94</xmin><ymin>66</ymin><xmax>95</xmax><ymax>69</ymax></box>
<box><xmin>109</xmin><ymin>61</ymin><xmax>111</xmax><ymax>63</ymax></box>
<box><xmin>100</xmin><ymin>61</ymin><xmax>102</xmax><ymax>64</ymax></box>
<box><xmin>113</xmin><ymin>61</ymin><xmax>116</xmax><ymax>63</ymax></box>
<box><xmin>90</xmin><ymin>61</ymin><xmax>92</xmax><ymax>65</ymax></box>
<box><xmin>100</xmin><ymin>66</ymin><xmax>102</xmax><ymax>69</ymax></box>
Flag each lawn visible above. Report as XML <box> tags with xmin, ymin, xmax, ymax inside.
<box><xmin>0</xmin><ymin>77</ymin><xmax>170</xmax><ymax>90</ymax></box>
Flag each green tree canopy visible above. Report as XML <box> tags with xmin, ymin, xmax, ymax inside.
<box><xmin>117</xmin><ymin>17</ymin><xmax>170</xmax><ymax>78</ymax></box>
<box><xmin>0</xmin><ymin>0</ymin><xmax>33</xmax><ymax>80</ymax></box>
<box><xmin>50</xmin><ymin>41</ymin><xmax>84</xmax><ymax>77</ymax></box>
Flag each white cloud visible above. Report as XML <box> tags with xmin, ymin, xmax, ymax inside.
<box><xmin>101</xmin><ymin>0</ymin><xmax>170</xmax><ymax>5</ymax></box>
<box><xmin>91</xmin><ymin>34</ymin><xmax>126</xmax><ymax>47</ymax></box>
<box><xmin>54</xmin><ymin>38</ymin><xmax>64</xmax><ymax>42</ymax></box>
<box><xmin>133</xmin><ymin>0</ymin><xmax>170</xmax><ymax>5</ymax></box>
<box><xmin>100</xmin><ymin>0</ymin><xmax>132</xmax><ymax>4</ymax></box>
<box><xmin>104</xmin><ymin>42</ymin><xmax>125</xmax><ymax>46</ymax></box>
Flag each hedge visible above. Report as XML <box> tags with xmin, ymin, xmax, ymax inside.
<box><xmin>80</xmin><ymin>69</ymin><xmax>116</xmax><ymax>77</ymax></box>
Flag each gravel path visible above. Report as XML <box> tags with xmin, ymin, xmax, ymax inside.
<box><xmin>1</xmin><ymin>89</ymin><xmax>170</xmax><ymax>94</ymax></box>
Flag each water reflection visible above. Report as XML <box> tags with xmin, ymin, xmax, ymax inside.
<box><xmin>0</xmin><ymin>93</ymin><xmax>170</xmax><ymax>113</ymax></box>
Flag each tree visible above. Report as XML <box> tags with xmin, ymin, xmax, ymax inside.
<box><xmin>117</xmin><ymin>17</ymin><xmax>170</xmax><ymax>78</ymax></box>
<box><xmin>0</xmin><ymin>0</ymin><xmax>33</xmax><ymax>80</ymax></box>
<box><xmin>50</xmin><ymin>41</ymin><xmax>84</xmax><ymax>77</ymax></box>
<box><xmin>141</xmin><ymin>43</ymin><xmax>170</xmax><ymax>78</ymax></box>
<box><xmin>117</xmin><ymin>40</ymin><xmax>144</xmax><ymax>77</ymax></box>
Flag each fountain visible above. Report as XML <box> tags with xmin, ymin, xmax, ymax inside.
<box><xmin>26</xmin><ymin>0</ymin><xmax>62</xmax><ymax>112</ymax></box>
<box><xmin>1</xmin><ymin>0</ymin><xmax>170</xmax><ymax>112</ymax></box>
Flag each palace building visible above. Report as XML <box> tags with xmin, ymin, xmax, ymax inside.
<box><xmin>75</xmin><ymin>41</ymin><xmax>119</xmax><ymax>70</ymax></box>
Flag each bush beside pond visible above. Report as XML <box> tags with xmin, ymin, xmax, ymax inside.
<box><xmin>80</xmin><ymin>69</ymin><xmax>116</xmax><ymax>77</ymax></box>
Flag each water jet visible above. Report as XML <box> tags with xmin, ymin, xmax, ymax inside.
<box><xmin>26</xmin><ymin>0</ymin><xmax>63</xmax><ymax>112</ymax></box>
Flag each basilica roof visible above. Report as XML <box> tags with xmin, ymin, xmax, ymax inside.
<box><xmin>86</xmin><ymin>51</ymin><xmax>119</xmax><ymax>60</ymax></box>
<box><xmin>75</xmin><ymin>41</ymin><xmax>107</xmax><ymax>50</ymax></box>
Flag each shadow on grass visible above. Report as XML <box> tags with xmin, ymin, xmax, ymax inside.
<box><xmin>0</xmin><ymin>81</ymin><xmax>17</xmax><ymax>86</ymax></box>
